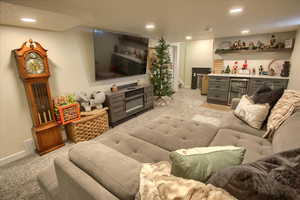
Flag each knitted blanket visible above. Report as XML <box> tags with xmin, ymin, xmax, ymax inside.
<box><xmin>264</xmin><ymin>90</ymin><xmax>300</xmax><ymax>139</ymax></box>
<box><xmin>136</xmin><ymin>161</ymin><xmax>236</xmax><ymax>200</ymax></box>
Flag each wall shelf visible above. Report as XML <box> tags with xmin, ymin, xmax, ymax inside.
<box><xmin>215</xmin><ymin>48</ymin><xmax>293</xmax><ymax>54</ymax></box>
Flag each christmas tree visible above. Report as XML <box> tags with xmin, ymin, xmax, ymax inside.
<box><xmin>150</xmin><ymin>37</ymin><xmax>174</xmax><ymax>98</ymax></box>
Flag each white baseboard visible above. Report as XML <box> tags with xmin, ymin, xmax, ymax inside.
<box><xmin>0</xmin><ymin>150</ymin><xmax>29</xmax><ymax>167</ymax></box>
<box><xmin>0</xmin><ymin>138</ymin><xmax>35</xmax><ymax>167</ymax></box>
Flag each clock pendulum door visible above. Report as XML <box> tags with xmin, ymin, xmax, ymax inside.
<box><xmin>32</xmin><ymin>82</ymin><xmax>52</xmax><ymax>124</ymax></box>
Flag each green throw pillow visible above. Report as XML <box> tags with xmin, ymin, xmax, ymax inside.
<box><xmin>169</xmin><ymin>146</ymin><xmax>246</xmax><ymax>182</ymax></box>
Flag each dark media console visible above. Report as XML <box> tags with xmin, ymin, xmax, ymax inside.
<box><xmin>105</xmin><ymin>83</ymin><xmax>154</xmax><ymax>126</ymax></box>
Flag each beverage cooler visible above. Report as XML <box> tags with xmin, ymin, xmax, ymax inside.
<box><xmin>228</xmin><ymin>79</ymin><xmax>249</xmax><ymax>104</ymax></box>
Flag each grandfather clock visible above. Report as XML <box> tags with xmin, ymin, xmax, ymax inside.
<box><xmin>14</xmin><ymin>39</ymin><xmax>64</xmax><ymax>155</ymax></box>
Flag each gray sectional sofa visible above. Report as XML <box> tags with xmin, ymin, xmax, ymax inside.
<box><xmin>38</xmin><ymin>109</ymin><xmax>300</xmax><ymax>200</ymax></box>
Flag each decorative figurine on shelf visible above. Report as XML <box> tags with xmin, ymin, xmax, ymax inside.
<box><xmin>259</xmin><ymin>65</ymin><xmax>264</xmax><ymax>75</ymax></box>
<box><xmin>232</xmin><ymin>61</ymin><xmax>239</xmax><ymax>74</ymax></box>
<box><xmin>281</xmin><ymin>61</ymin><xmax>290</xmax><ymax>77</ymax></box>
<box><xmin>237</xmin><ymin>40</ymin><xmax>242</xmax><ymax>49</ymax></box>
<box><xmin>257</xmin><ymin>40</ymin><xmax>264</xmax><ymax>50</ymax></box>
<box><xmin>248</xmin><ymin>41</ymin><xmax>256</xmax><ymax>50</ymax></box>
<box><xmin>225</xmin><ymin>65</ymin><xmax>231</xmax><ymax>74</ymax></box>
<box><xmin>232</xmin><ymin>40</ymin><xmax>239</xmax><ymax>49</ymax></box>
<box><xmin>242</xmin><ymin>41</ymin><xmax>247</xmax><ymax>49</ymax></box>
<box><xmin>270</xmin><ymin>35</ymin><xmax>277</xmax><ymax>48</ymax></box>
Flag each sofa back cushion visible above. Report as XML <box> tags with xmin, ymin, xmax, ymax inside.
<box><xmin>68</xmin><ymin>141</ymin><xmax>141</xmax><ymax>200</ymax></box>
<box><xmin>272</xmin><ymin>110</ymin><xmax>300</xmax><ymax>153</ymax></box>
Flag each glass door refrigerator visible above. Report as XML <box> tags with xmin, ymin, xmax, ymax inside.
<box><xmin>228</xmin><ymin>79</ymin><xmax>249</xmax><ymax>105</ymax></box>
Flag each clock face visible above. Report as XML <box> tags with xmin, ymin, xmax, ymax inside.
<box><xmin>25</xmin><ymin>52</ymin><xmax>45</xmax><ymax>74</ymax></box>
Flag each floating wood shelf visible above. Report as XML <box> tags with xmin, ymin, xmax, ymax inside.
<box><xmin>215</xmin><ymin>48</ymin><xmax>293</xmax><ymax>54</ymax></box>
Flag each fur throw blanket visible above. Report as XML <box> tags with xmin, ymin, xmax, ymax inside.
<box><xmin>264</xmin><ymin>90</ymin><xmax>300</xmax><ymax>139</ymax></box>
<box><xmin>208</xmin><ymin>147</ymin><xmax>300</xmax><ymax>200</ymax></box>
<box><xmin>136</xmin><ymin>161</ymin><xmax>237</xmax><ymax>200</ymax></box>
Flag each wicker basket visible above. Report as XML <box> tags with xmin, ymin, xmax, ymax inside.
<box><xmin>66</xmin><ymin>108</ymin><xmax>109</xmax><ymax>143</ymax></box>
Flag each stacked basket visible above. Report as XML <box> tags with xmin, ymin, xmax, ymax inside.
<box><xmin>66</xmin><ymin>108</ymin><xmax>109</xmax><ymax>143</ymax></box>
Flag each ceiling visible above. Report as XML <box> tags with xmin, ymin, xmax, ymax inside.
<box><xmin>1</xmin><ymin>0</ymin><xmax>300</xmax><ymax>42</ymax></box>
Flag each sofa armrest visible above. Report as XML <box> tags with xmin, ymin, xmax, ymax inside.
<box><xmin>54</xmin><ymin>157</ymin><xmax>119</xmax><ymax>200</ymax></box>
<box><xmin>231</xmin><ymin>98</ymin><xmax>241</xmax><ymax>110</ymax></box>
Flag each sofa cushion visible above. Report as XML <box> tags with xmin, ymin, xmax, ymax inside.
<box><xmin>95</xmin><ymin>133</ymin><xmax>170</xmax><ymax>163</ymax></box>
<box><xmin>68</xmin><ymin>141</ymin><xmax>141</xmax><ymax>200</ymax></box>
<box><xmin>220</xmin><ymin>112</ymin><xmax>265</xmax><ymax>137</ymax></box>
<box><xmin>129</xmin><ymin>115</ymin><xmax>218</xmax><ymax>151</ymax></box>
<box><xmin>210</xmin><ymin>129</ymin><xmax>272</xmax><ymax>163</ymax></box>
<box><xmin>272</xmin><ymin>111</ymin><xmax>300</xmax><ymax>153</ymax></box>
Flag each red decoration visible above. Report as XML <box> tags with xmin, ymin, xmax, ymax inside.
<box><xmin>242</xmin><ymin>60</ymin><xmax>248</xmax><ymax>70</ymax></box>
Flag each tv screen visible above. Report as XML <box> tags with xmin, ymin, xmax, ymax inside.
<box><xmin>93</xmin><ymin>29</ymin><xmax>149</xmax><ymax>81</ymax></box>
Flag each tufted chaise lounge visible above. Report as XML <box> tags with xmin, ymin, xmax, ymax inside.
<box><xmin>38</xmin><ymin>109</ymin><xmax>300</xmax><ymax>200</ymax></box>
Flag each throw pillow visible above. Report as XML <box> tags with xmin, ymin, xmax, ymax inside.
<box><xmin>252</xmin><ymin>86</ymin><xmax>284</xmax><ymax>108</ymax></box>
<box><xmin>234</xmin><ymin>95</ymin><xmax>270</xmax><ymax>129</ymax></box>
<box><xmin>207</xmin><ymin>147</ymin><xmax>300</xmax><ymax>200</ymax></box>
<box><xmin>169</xmin><ymin>146</ymin><xmax>246</xmax><ymax>182</ymax></box>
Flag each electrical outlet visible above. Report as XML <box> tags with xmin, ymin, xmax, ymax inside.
<box><xmin>23</xmin><ymin>139</ymin><xmax>35</xmax><ymax>154</ymax></box>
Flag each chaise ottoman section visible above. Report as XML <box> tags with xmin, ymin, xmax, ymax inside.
<box><xmin>210</xmin><ymin>129</ymin><xmax>272</xmax><ymax>163</ymax></box>
<box><xmin>129</xmin><ymin>115</ymin><xmax>218</xmax><ymax>151</ymax></box>
<box><xmin>54</xmin><ymin>157</ymin><xmax>119</xmax><ymax>200</ymax></box>
<box><xmin>68</xmin><ymin>141</ymin><xmax>141</xmax><ymax>200</ymax></box>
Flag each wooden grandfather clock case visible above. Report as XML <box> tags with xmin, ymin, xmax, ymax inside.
<box><xmin>14</xmin><ymin>39</ymin><xmax>64</xmax><ymax>155</ymax></box>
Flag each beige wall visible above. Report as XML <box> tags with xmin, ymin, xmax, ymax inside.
<box><xmin>183</xmin><ymin>40</ymin><xmax>214</xmax><ymax>87</ymax></box>
<box><xmin>289</xmin><ymin>29</ymin><xmax>300</xmax><ymax>90</ymax></box>
<box><xmin>0</xmin><ymin>25</ymin><xmax>148</xmax><ymax>160</ymax></box>
<box><xmin>178</xmin><ymin>42</ymin><xmax>186</xmax><ymax>84</ymax></box>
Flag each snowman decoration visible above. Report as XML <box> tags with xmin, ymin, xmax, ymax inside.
<box><xmin>77</xmin><ymin>91</ymin><xmax>106</xmax><ymax>112</ymax></box>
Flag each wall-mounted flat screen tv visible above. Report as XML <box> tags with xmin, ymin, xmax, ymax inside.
<box><xmin>93</xmin><ymin>29</ymin><xmax>149</xmax><ymax>81</ymax></box>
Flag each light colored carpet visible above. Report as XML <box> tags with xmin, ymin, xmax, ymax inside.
<box><xmin>0</xmin><ymin>89</ymin><xmax>227</xmax><ymax>200</ymax></box>
<box><xmin>200</xmin><ymin>103</ymin><xmax>231</xmax><ymax>112</ymax></box>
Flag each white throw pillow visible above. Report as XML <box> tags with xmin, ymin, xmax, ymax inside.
<box><xmin>234</xmin><ymin>95</ymin><xmax>270</xmax><ymax>129</ymax></box>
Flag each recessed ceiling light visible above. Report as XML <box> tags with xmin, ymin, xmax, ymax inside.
<box><xmin>21</xmin><ymin>18</ymin><xmax>36</xmax><ymax>23</ymax></box>
<box><xmin>185</xmin><ymin>36</ymin><xmax>192</xmax><ymax>40</ymax></box>
<box><xmin>229</xmin><ymin>8</ymin><xmax>243</xmax><ymax>14</ymax></box>
<box><xmin>145</xmin><ymin>24</ymin><xmax>155</xmax><ymax>30</ymax></box>
<box><xmin>241</xmin><ymin>29</ymin><xmax>250</xmax><ymax>34</ymax></box>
